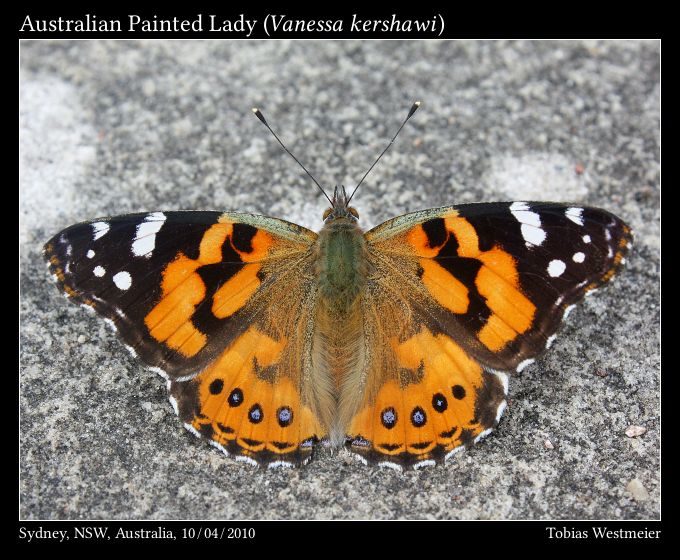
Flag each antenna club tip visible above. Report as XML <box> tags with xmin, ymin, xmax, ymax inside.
<box><xmin>252</xmin><ymin>107</ymin><xmax>267</xmax><ymax>125</ymax></box>
<box><xmin>407</xmin><ymin>101</ymin><xmax>421</xmax><ymax>119</ymax></box>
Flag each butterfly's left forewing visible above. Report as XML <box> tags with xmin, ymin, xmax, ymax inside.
<box><xmin>44</xmin><ymin>211</ymin><xmax>328</xmax><ymax>467</ymax></box>
<box><xmin>344</xmin><ymin>202</ymin><xmax>632</xmax><ymax>469</ymax></box>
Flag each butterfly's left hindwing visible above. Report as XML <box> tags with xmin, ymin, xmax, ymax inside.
<box><xmin>45</xmin><ymin>211</ymin><xmax>329</xmax><ymax>467</ymax></box>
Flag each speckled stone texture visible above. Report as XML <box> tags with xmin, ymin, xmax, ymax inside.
<box><xmin>20</xmin><ymin>40</ymin><xmax>659</xmax><ymax>519</ymax></box>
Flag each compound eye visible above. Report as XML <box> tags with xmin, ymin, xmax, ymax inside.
<box><xmin>348</xmin><ymin>207</ymin><xmax>359</xmax><ymax>219</ymax></box>
<box><xmin>323</xmin><ymin>208</ymin><xmax>332</xmax><ymax>220</ymax></box>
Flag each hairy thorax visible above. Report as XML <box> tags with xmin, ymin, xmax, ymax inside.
<box><xmin>315</xmin><ymin>218</ymin><xmax>370</xmax><ymax>315</ymax></box>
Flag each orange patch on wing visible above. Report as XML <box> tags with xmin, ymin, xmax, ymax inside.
<box><xmin>445</xmin><ymin>216</ymin><xmax>480</xmax><ymax>257</ymax></box>
<box><xmin>212</xmin><ymin>264</ymin><xmax>262</xmax><ymax>319</ymax></box>
<box><xmin>475</xmin><ymin>248</ymin><xmax>535</xmax><ymax>351</ymax></box>
<box><xmin>419</xmin><ymin>259</ymin><xmax>469</xmax><ymax>314</ymax></box>
<box><xmin>477</xmin><ymin>315</ymin><xmax>518</xmax><ymax>351</ymax></box>
<box><xmin>145</xmin><ymin>271</ymin><xmax>206</xmax><ymax>356</ymax></box>
<box><xmin>159</xmin><ymin>254</ymin><xmax>201</xmax><ymax>294</ymax></box>
<box><xmin>477</xmin><ymin>272</ymin><xmax>535</xmax><ymax>334</ymax></box>
<box><xmin>199</xmin><ymin>223</ymin><xmax>232</xmax><ymax>263</ymax></box>
<box><xmin>165</xmin><ymin>321</ymin><xmax>208</xmax><ymax>357</ymax></box>
<box><xmin>348</xmin><ymin>327</ymin><xmax>486</xmax><ymax>458</ymax></box>
<box><xmin>407</xmin><ymin>225</ymin><xmax>444</xmax><ymax>257</ymax></box>
<box><xmin>224</xmin><ymin>327</ymin><xmax>286</xmax><ymax>369</ymax></box>
<box><xmin>238</xmin><ymin>229</ymin><xmax>275</xmax><ymax>262</ymax></box>
<box><xmin>392</xmin><ymin>328</ymin><xmax>482</xmax><ymax>388</ymax></box>
<box><xmin>477</xmin><ymin>247</ymin><xmax>519</xmax><ymax>287</ymax></box>
<box><xmin>189</xmin><ymin>328</ymin><xmax>323</xmax><ymax>455</ymax></box>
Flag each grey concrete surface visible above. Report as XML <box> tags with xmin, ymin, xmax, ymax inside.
<box><xmin>20</xmin><ymin>40</ymin><xmax>659</xmax><ymax>519</ymax></box>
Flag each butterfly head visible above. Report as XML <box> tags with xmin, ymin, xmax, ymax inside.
<box><xmin>323</xmin><ymin>185</ymin><xmax>359</xmax><ymax>222</ymax></box>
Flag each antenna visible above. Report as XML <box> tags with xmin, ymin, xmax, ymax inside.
<box><xmin>347</xmin><ymin>101</ymin><xmax>421</xmax><ymax>204</ymax></box>
<box><xmin>252</xmin><ymin>108</ymin><xmax>333</xmax><ymax>205</ymax></box>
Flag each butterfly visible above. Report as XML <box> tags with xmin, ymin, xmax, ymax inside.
<box><xmin>43</xmin><ymin>102</ymin><xmax>632</xmax><ymax>470</ymax></box>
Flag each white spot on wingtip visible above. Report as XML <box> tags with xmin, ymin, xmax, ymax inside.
<box><xmin>563</xmin><ymin>304</ymin><xmax>576</xmax><ymax>319</ymax></box>
<box><xmin>522</xmin><ymin>224</ymin><xmax>546</xmax><ymax>247</ymax></box>
<box><xmin>124</xmin><ymin>344</ymin><xmax>137</xmax><ymax>358</ymax></box>
<box><xmin>184</xmin><ymin>423</ymin><xmax>200</xmax><ymax>438</ymax></box>
<box><xmin>168</xmin><ymin>395</ymin><xmax>179</xmax><ymax>415</ymax></box>
<box><xmin>93</xmin><ymin>265</ymin><xmax>106</xmax><ymax>277</ymax></box>
<box><xmin>585</xmin><ymin>288</ymin><xmax>600</xmax><ymax>298</ymax></box>
<box><xmin>572</xmin><ymin>251</ymin><xmax>585</xmax><ymax>263</ymax></box>
<box><xmin>565</xmin><ymin>207</ymin><xmax>584</xmax><ymax>226</ymax></box>
<box><xmin>92</xmin><ymin>221</ymin><xmax>110</xmax><ymax>240</ymax></box>
<box><xmin>112</xmin><ymin>270</ymin><xmax>132</xmax><ymax>290</ymax></box>
<box><xmin>546</xmin><ymin>334</ymin><xmax>557</xmax><ymax>349</ymax></box>
<box><xmin>510</xmin><ymin>202</ymin><xmax>546</xmax><ymax>247</ymax></box>
<box><xmin>516</xmin><ymin>358</ymin><xmax>535</xmax><ymax>373</ymax></box>
<box><xmin>132</xmin><ymin>213</ymin><xmax>167</xmax><ymax>258</ymax></box>
<box><xmin>474</xmin><ymin>428</ymin><xmax>493</xmax><ymax>444</ymax></box>
<box><xmin>80</xmin><ymin>303</ymin><xmax>95</xmax><ymax>314</ymax></box>
<box><xmin>86</xmin><ymin>249</ymin><xmax>95</xmax><ymax>259</ymax></box>
<box><xmin>103</xmin><ymin>318</ymin><xmax>117</xmax><ymax>331</ymax></box>
<box><xmin>65</xmin><ymin>244</ymin><xmax>72</xmax><ymax>257</ymax></box>
<box><xmin>547</xmin><ymin>259</ymin><xmax>566</xmax><ymax>277</ymax></box>
<box><xmin>583</xmin><ymin>234</ymin><xmax>591</xmax><ymax>243</ymax></box>
<box><xmin>413</xmin><ymin>460</ymin><xmax>436</xmax><ymax>470</ymax></box>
